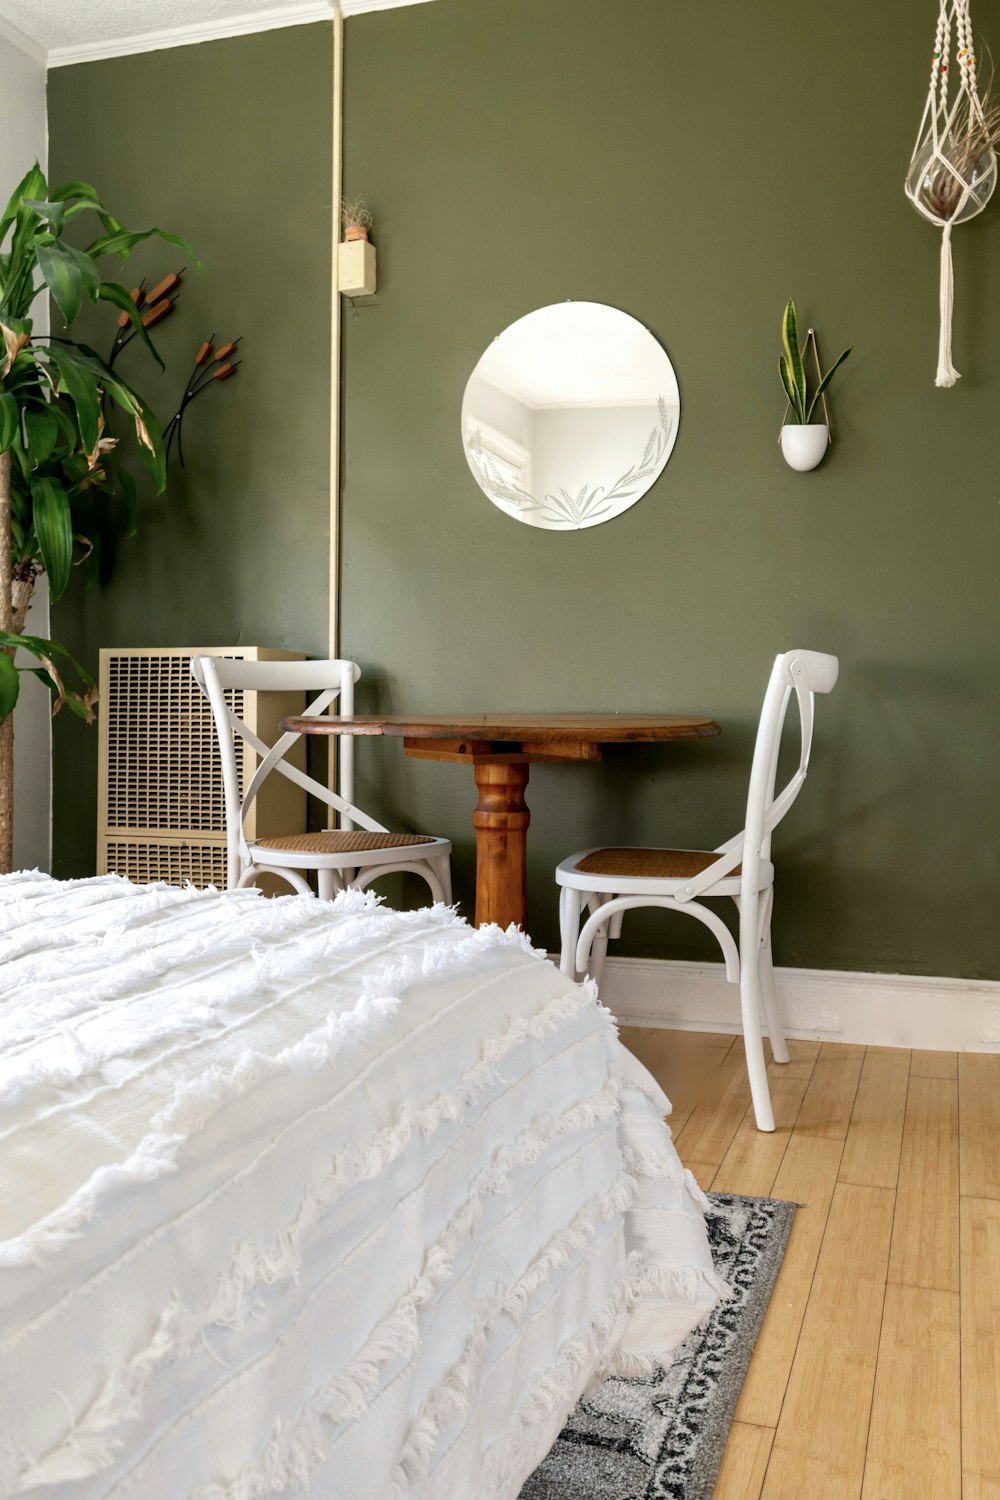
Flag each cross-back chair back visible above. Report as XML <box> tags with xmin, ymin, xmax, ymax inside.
<box><xmin>555</xmin><ymin>648</ymin><xmax>839</xmax><ymax>1132</ymax></box>
<box><xmin>191</xmin><ymin>655</ymin><xmax>452</xmax><ymax>903</ymax></box>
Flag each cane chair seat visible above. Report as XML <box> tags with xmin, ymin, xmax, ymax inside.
<box><xmin>573</xmin><ymin>847</ymin><xmax>743</xmax><ymax>881</ymax></box>
<box><xmin>256</xmin><ymin>830</ymin><xmax>441</xmax><ymax>855</ymax></box>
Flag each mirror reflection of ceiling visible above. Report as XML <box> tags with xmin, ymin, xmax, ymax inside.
<box><xmin>462</xmin><ymin>302</ymin><xmax>680</xmax><ymax>532</ymax></box>
<box><xmin>480</xmin><ymin>301</ymin><xmax>673</xmax><ymax>408</ymax></box>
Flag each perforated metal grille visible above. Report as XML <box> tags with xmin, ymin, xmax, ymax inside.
<box><xmin>104</xmin><ymin>652</ymin><xmax>244</xmax><ymax>834</ymax></box>
<box><xmin>104</xmin><ymin>840</ymin><xmax>227</xmax><ymax>890</ymax></box>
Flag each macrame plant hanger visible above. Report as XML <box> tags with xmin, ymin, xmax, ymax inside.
<box><xmin>905</xmin><ymin>0</ymin><xmax>997</xmax><ymax>386</ymax></box>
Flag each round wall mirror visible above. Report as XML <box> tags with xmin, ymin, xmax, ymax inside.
<box><xmin>461</xmin><ymin>301</ymin><xmax>680</xmax><ymax>530</ymax></box>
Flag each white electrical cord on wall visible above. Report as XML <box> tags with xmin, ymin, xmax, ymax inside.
<box><xmin>327</xmin><ymin>5</ymin><xmax>344</xmax><ymax>798</ymax></box>
<box><xmin>330</xmin><ymin>3</ymin><xmax>343</xmax><ymax>659</ymax></box>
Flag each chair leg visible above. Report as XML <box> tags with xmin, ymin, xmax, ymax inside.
<box><xmin>559</xmin><ymin>886</ymin><xmax>582</xmax><ymax>979</ymax></box>
<box><xmin>586</xmin><ymin>893</ymin><xmax>613</xmax><ymax>987</ymax></box>
<box><xmin>239</xmin><ymin>864</ymin><xmax>312</xmax><ymax>897</ymax></box>
<box><xmin>437</xmin><ymin>856</ymin><xmax>453</xmax><ymax>907</ymax></box>
<box><xmin>317</xmin><ymin>868</ymin><xmax>340</xmax><ymax>902</ymax></box>
<box><xmin>738</xmin><ymin>901</ymin><xmax>775</xmax><ymax>1132</ymax></box>
<box><xmin>758</xmin><ymin>900</ymin><xmax>789</xmax><ymax>1064</ymax></box>
<box><xmin>420</xmin><ymin>860</ymin><xmax>446</xmax><ymax>904</ymax></box>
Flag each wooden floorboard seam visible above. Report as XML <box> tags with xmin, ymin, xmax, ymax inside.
<box><xmin>755</xmin><ymin>1059</ymin><xmax>860</xmax><ymax>1498</ymax></box>
<box><xmin>957</xmin><ymin>1149</ymin><xmax>965</xmax><ymax>1500</ymax></box>
<box><xmin>857</xmin><ymin>1060</ymin><xmax>904</xmax><ymax>1496</ymax></box>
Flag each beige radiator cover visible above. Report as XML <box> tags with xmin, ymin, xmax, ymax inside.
<box><xmin>97</xmin><ymin>646</ymin><xmax>306</xmax><ymax>890</ymax></box>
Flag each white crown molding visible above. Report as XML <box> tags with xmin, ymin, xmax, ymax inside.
<box><xmin>46</xmin><ymin>2</ymin><xmax>337</xmax><ymax>67</ymax></box>
<box><xmin>0</xmin><ymin>14</ymin><xmax>47</xmax><ymax>65</ymax></box>
<box><xmin>591</xmin><ymin>955</ymin><xmax>1000</xmax><ymax>1053</ymax></box>
<box><xmin>339</xmin><ymin>0</ymin><xmax>439</xmax><ymax>11</ymax></box>
<box><xmin>26</xmin><ymin>0</ymin><xmax>439</xmax><ymax>68</ymax></box>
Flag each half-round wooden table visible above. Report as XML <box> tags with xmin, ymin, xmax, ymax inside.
<box><xmin>280</xmin><ymin>713</ymin><xmax>721</xmax><ymax>931</ymax></box>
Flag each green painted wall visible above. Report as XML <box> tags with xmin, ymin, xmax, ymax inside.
<box><xmin>46</xmin><ymin>1</ymin><xmax>1000</xmax><ymax>980</ymax></box>
<box><xmin>46</xmin><ymin>26</ymin><xmax>333</xmax><ymax>875</ymax></box>
<box><xmin>338</xmin><ymin>0</ymin><xmax>1000</xmax><ymax>976</ymax></box>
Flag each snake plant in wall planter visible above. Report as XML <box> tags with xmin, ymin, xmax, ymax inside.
<box><xmin>778</xmin><ymin>299</ymin><xmax>852</xmax><ymax>471</ymax></box>
<box><xmin>0</xmin><ymin>163</ymin><xmax>240</xmax><ymax>873</ymax></box>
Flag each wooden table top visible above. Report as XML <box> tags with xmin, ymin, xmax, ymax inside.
<box><xmin>282</xmin><ymin>712</ymin><xmax>721</xmax><ymax>743</ymax></box>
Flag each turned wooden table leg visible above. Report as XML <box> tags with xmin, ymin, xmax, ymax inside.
<box><xmin>473</xmin><ymin>761</ymin><xmax>530</xmax><ymax>930</ymax></box>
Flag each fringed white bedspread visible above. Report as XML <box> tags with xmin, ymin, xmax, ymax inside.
<box><xmin>0</xmin><ymin>873</ymin><xmax>726</xmax><ymax>1499</ymax></box>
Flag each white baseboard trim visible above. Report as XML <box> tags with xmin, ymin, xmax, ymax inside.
<box><xmin>594</xmin><ymin>955</ymin><xmax>1000</xmax><ymax>1053</ymax></box>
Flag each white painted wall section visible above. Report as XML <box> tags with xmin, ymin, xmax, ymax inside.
<box><xmin>0</xmin><ymin>31</ymin><xmax>51</xmax><ymax>872</ymax></box>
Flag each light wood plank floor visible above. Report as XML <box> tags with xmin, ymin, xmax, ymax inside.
<box><xmin>619</xmin><ymin>1027</ymin><xmax>1000</xmax><ymax>1500</ymax></box>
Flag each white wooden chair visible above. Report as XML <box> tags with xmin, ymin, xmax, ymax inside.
<box><xmin>555</xmin><ymin>648</ymin><xmax>839</xmax><ymax>1132</ymax></box>
<box><xmin>191</xmin><ymin>656</ymin><xmax>452</xmax><ymax>904</ymax></box>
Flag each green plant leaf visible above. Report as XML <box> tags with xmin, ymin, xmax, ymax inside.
<box><xmin>31</xmin><ymin>476</ymin><xmax>74</xmax><ymax>600</ymax></box>
<box><xmin>51</xmin><ymin>179</ymin><xmax>124</xmax><ymax>235</ymax></box>
<box><xmin>0</xmin><ymin>653</ymin><xmax>19</xmax><ymax>719</ymax></box>
<box><xmin>0</xmin><ymin>163</ymin><xmax>46</xmax><ymax>247</ymax></box>
<box><xmin>36</xmin><ymin>241</ymin><xmax>83</xmax><ymax>326</ymax></box>
<box><xmin>0</xmin><ymin>629</ymin><xmax>94</xmax><ymax>681</ymax></box>
<box><xmin>84</xmin><ymin>226</ymin><xmax>199</xmax><ymax>267</ymax></box>
<box><xmin>778</xmin><ymin>356</ymin><xmax>799</xmax><ymax>418</ymax></box>
<box><xmin>21</xmin><ymin>197</ymin><xmax>67</xmax><ymax>235</ymax></box>
<box><xmin>0</xmin><ymin>391</ymin><xmax>19</xmax><ymax>452</ymax></box>
<box><xmin>24</xmin><ymin>402</ymin><xmax>61</xmax><ymax>464</ymax></box>
<box><xmin>105</xmin><ymin>453</ymin><xmax>138</xmax><ymax>536</ymax></box>
<box><xmin>130</xmin><ymin>393</ymin><xmax>166</xmax><ymax>490</ymax></box>
<box><xmin>42</xmin><ymin>344</ymin><xmax>101</xmax><ymax>452</ymax></box>
<box><xmin>1</xmin><ymin>630</ymin><xmax>98</xmax><ymax>721</ymax></box>
<box><xmin>36</xmin><ymin>239</ymin><xmax>100</xmax><ymax>327</ymax></box>
<box><xmin>781</xmin><ymin>300</ymin><xmax>807</xmax><ymax>422</ymax></box>
<box><xmin>805</xmin><ymin>346</ymin><xmax>853</xmax><ymax>423</ymax></box>
<box><xmin>75</xmin><ymin>350</ymin><xmax>167</xmax><ymax>489</ymax></box>
<box><xmin>96</xmin><ymin>281</ymin><xmax>165</xmax><ymax>370</ymax></box>
<box><xmin>50</xmin><ymin>179</ymin><xmax>101</xmax><ymax>205</ymax></box>
<box><xmin>62</xmin><ymin>693</ymin><xmax>97</xmax><ymax>722</ymax></box>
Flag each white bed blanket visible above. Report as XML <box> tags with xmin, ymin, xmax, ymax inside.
<box><xmin>0</xmin><ymin>873</ymin><xmax>726</xmax><ymax>1499</ymax></box>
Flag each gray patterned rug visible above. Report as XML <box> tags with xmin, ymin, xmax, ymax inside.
<box><xmin>520</xmin><ymin>1192</ymin><xmax>795</xmax><ymax>1500</ymax></box>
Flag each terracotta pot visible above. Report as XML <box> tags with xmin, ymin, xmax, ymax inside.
<box><xmin>344</xmin><ymin>225</ymin><xmax>369</xmax><ymax>242</ymax></box>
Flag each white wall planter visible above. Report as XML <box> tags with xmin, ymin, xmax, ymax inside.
<box><xmin>780</xmin><ymin>423</ymin><xmax>829</xmax><ymax>471</ymax></box>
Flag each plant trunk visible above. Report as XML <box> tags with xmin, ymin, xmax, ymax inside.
<box><xmin>0</xmin><ymin>447</ymin><xmax>12</xmax><ymax>874</ymax></box>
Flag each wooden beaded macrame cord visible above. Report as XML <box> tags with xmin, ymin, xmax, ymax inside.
<box><xmin>905</xmin><ymin>0</ymin><xmax>995</xmax><ymax>386</ymax></box>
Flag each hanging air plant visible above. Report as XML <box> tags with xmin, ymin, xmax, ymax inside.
<box><xmin>905</xmin><ymin>0</ymin><xmax>1000</xmax><ymax>386</ymax></box>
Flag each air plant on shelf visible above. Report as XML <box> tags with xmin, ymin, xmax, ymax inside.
<box><xmin>340</xmin><ymin>196</ymin><xmax>373</xmax><ymax>242</ymax></box>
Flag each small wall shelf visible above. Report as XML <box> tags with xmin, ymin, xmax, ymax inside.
<box><xmin>337</xmin><ymin>239</ymin><xmax>377</xmax><ymax>297</ymax></box>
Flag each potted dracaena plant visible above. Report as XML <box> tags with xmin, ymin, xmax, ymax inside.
<box><xmin>778</xmin><ymin>299</ymin><xmax>852</xmax><ymax>471</ymax></box>
<box><xmin>0</xmin><ymin>163</ymin><xmax>239</xmax><ymax>873</ymax></box>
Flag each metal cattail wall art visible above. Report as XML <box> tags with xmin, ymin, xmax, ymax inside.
<box><xmin>163</xmin><ymin>336</ymin><xmax>242</xmax><ymax>464</ymax></box>
<box><xmin>108</xmin><ymin>271</ymin><xmax>242</xmax><ymax>463</ymax></box>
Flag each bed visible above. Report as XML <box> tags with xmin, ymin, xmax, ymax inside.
<box><xmin>0</xmin><ymin>873</ymin><xmax>727</xmax><ymax>1499</ymax></box>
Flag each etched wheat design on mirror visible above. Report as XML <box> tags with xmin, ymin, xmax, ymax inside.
<box><xmin>471</xmin><ymin>397</ymin><xmax>674</xmax><ymax>529</ymax></box>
